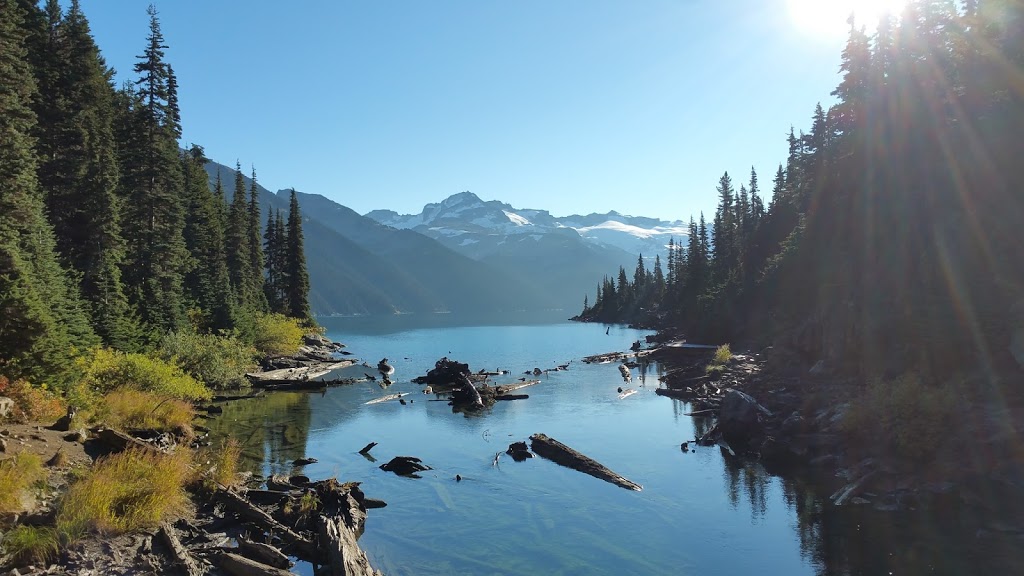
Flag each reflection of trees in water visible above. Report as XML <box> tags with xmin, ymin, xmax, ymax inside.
<box><xmin>205</xmin><ymin>392</ymin><xmax>312</xmax><ymax>476</ymax></box>
<box><xmin>720</xmin><ymin>454</ymin><xmax>769</xmax><ymax>520</ymax></box>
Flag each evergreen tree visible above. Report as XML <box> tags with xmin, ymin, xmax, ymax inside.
<box><xmin>118</xmin><ymin>4</ymin><xmax>188</xmax><ymax>335</ymax></box>
<box><xmin>181</xmin><ymin>145</ymin><xmax>233</xmax><ymax>331</ymax></box>
<box><xmin>263</xmin><ymin>208</ymin><xmax>281</xmax><ymax>312</ymax></box>
<box><xmin>247</xmin><ymin>167</ymin><xmax>268</xmax><ymax>311</ymax></box>
<box><xmin>284</xmin><ymin>189</ymin><xmax>311</xmax><ymax>321</ymax></box>
<box><xmin>225</xmin><ymin>161</ymin><xmax>252</xmax><ymax>305</ymax></box>
<box><xmin>31</xmin><ymin>0</ymin><xmax>139</xmax><ymax>348</ymax></box>
<box><xmin>0</xmin><ymin>0</ymin><xmax>96</xmax><ymax>383</ymax></box>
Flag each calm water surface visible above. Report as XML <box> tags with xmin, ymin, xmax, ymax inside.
<box><xmin>209</xmin><ymin>318</ymin><xmax>1016</xmax><ymax>575</ymax></box>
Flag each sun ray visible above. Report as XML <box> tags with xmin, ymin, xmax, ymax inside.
<box><xmin>787</xmin><ymin>0</ymin><xmax>908</xmax><ymax>36</ymax></box>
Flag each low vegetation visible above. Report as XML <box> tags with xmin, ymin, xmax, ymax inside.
<box><xmin>0</xmin><ymin>452</ymin><xmax>46</xmax><ymax>514</ymax></box>
<box><xmin>56</xmin><ymin>448</ymin><xmax>193</xmax><ymax>539</ymax></box>
<box><xmin>705</xmin><ymin>344</ymin><xmax>733</xmax><ymax>375</ymax></box>
<box><xmin>159</xmin><ymin>330</ymin><xmax>257</xmax><ymax>389</ymax></box>
<box><xmin>95</xmin><ymin>390</ymin><xmax>196</xmax><ymax>435</ymax></box>
<box><xmin>200</xmin><ymin>438</ymin><xmax>242</xmax><ymax>489</ymax></box>
<box><xmin>840</xmin><ymin>373</ymin><xmax>958</xmax><ymax>462</ymax></box>
<box><xmin>75</xmin><ymin>348</ymin><xmax>212</xmax><ymax>402</ymax></box>
<box><xmin>0</xmin><ymin>376</ymin><xmax>66</xmax><ymax>422</ymax></box>
<box><xmin>1</xmin><ymin>525</ymin><xmax>60</xmax><ymax>565</ymax></box>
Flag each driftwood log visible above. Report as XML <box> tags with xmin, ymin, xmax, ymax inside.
<box><xmin>529</xmin><ymin>433</ymin><xmax>642</xmax><ymax>491</ymax></box>
<box><xmin>96</xmin><ymin>428</ymin><xmax>163</xmax><ymax>454</ymax></box>
<box><xmin>219</xmin><ymin>552</ymin><xmax>293</xmax><ymax>576</ymax></box>
<box><xmin>158</xmin><ymin>523</ymin><xmax>202</xmax><ymax>576</ymax></box>
<box><xmin>217</xmin><ymin>488</ymin><xmax>316</xmax><ymax>559</ymax></box>
<box><xmin>237</xmin><ymin>537</ymin><xmax>291</xmax><ymax>570</ymax></box>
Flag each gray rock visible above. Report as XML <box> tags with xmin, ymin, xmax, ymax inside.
<box><xmin>0</xmin><ymin>397</ymin><xmax>13</xmax><ymax>418</ymax></box>
<box><xmin>781</xmin><ymin>413</ymin><xmax>805</xmax><ymax>435</ymax></box>
<box><xmin>718</xmin><ymin>389</ymin><xmax>772</xmax><ymax>447</ymax></box>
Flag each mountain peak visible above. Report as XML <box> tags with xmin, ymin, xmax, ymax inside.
<box><xmin>441</xmin><ymin>191</ymin><xmax>483</xmax><ymax>207</ymax></box>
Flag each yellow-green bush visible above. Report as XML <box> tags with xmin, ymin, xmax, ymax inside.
<box><xmin>96</xmin><ymin>390</ymin><xmax>195</xmax><ymax>435</ymax></box>
<box><xmin>252</xmin><ymin>313</ymin><xmax>305</xmax><ymax>357</ymax></box>
<box><xmin>840</xmin><ymin>373</ymin><xmax>957</xmax><ymax>462</ymax></box>
<box><xmin>76</xmin><ymin>348</ymin><xmax>212</xmax><ymax>402</ymax></box>
<box><xmin>159</xmin><ymin>331</ymin><xmax>257</xmax><ymax>389</ymax></box>
<box><xmin>713</xmin><ymin>344</ymin><xmax>733</xmax><ymax>365</ymax></box>
<box><xmin>0</xmin><ymin>376</ymin><xmax>66</xmax><ymax>422</ymax></box>
<box><xmin>0</xmin><ymin>452</ymin><xmax>46</xmax><ymax>514</ymax></box>
<box><xmin>199</xmin><ymin>437</ymin><xmax>242</xmax><ymax>490</ymax></box>
<box><xmin>2</xmin><ymin>525</ymin><xmax>59</xmax><ymax>565</ymax></box>
<box><xmin>56</xmin><ymin>448</ymin><xmax>192</xmax><ymax>538</ymax></box>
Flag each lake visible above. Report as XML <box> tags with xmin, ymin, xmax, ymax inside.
<box><xmin>208</xmin><ymin>318</ymin><xmax>1021</xmax><ymax>575</ymax></box>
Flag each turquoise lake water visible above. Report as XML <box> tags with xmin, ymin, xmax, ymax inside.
<box><xmin>209</xmin><ymin>316</ymin><xmax>1019</xmax><ymax>575</ymax></box>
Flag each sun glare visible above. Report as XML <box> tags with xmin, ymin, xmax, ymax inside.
<box><xmin>788</xmin><ymin>0</ymin><xmax>907</xmax><ymax>37</ymax></box>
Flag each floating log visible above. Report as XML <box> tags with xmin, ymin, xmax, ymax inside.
<box><xmin>617</xmin><ymin>388</ymin><xmax>637</xmax><ymax>400</ymax></box>
<box><xmin>358</xmin><ymin>442</ymin><xmax>378</xmax><ymax>455</ymax></box>
<box><xmin>654</xmin><ymin>388</ymin><xmax>690</xmax><ymax>400</ymax></box>
<box><xmin>219</xmin><ymin>552</ymin><xmax>293</xmax><ymax>576</ymax></box>
<box><xmin>158</xmin><ymin>523</ymin><xmax>202</xmax><ymax>576</ymax></box>
<box><xmin>217</xmin><ymin>488</ymin><xmax>316</xmax><ymax>559</ymax></box>
<box><xmin>495</xmin><ymin>394</ymin><xmax>529</xmax><ymax>401</ymax></box>
<box><xmin>529</xmin><ymin>433</ymin><xmax>642</xmax><ymax>491</ymax></box>
<box><xmin>364</xmin><ymin>393</ymin><xmax>408</xmax><ymax>405</ymax></box>
<box><xmin>457</xmin><ymin>373</ymin><xmax>484</xmax><ymax>408</ymax></box>
<box><xmin>246</xmin><ymin>360</ymin><xmax>357</xmax><ymax>385</ymax></box>
<box><xmin>237</xmin><ymin>537</ymin><xmax>291</xmax><ymax>570</ymax></box>
<box><xmin>495</xmin><ymin>380</ymin><xmax>540</xmax><ymax>393</ymax></box>
<box><xmin>379</xmin><ymin>456</ymin><xmax>431</xmax><ymax>477</ymax></box>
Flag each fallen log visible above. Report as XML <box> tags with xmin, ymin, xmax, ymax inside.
<box><xmin>243</xmin><ymin>489</ymin><xmax>292</xmax><ymax>506</ymax></box>
<box><xmin>529</xmin><ymin>433</ymin><xmax>642</xmax><ymax>491</ymax></box>
<box><xmin>364</xmin><ymin>393</ymin><xmax>409</xmax><ymax>405</ymax></box>
<box><xmin>457</xmin><ymin>373</ymin><xmax>484</xmax><ymax>408</ymax></box>
<box><xmin>237</xmin><ymin>537</ymin><xmax>291</xmax><ymax>570</ymax></box>
<box><xmin>495</xmin><ymin>380</ymin><xmax>540</xmax><ymax>393</ymax></box>
<box><xmin>317</xmin><ymin>515</ymin><xmax>383</xmax><ymax>576</ymax></box>
<box><xmin>358</xmin><ymin>442</ymin><xmax>378</xmax><ymax>455</ymax></box>
<box><xmin>158</xmin><ymin>523</ymin><xmax>202</xmax><ymax>576</ymax></box>
<box><xmin>219</xmin><ymin>552</ymin><xmax>293</xmax><ymax>576</ymax></box>
<box><xmin>617</xmin><ymin>388</ymin><xmax>637</xmax><ymax>399</ymax></box>
<box><xmin>654</xmin><ymin>388</ymin><xmax>691</xmax><ymax>400</ymax></box>
<box><xmin>96</xmin><ymin>428</ymin><xmax>163</xmax><ymax>454</ymax></box>
<box><xmin>216</xmin><ymin>488</ymin><xmax>316</xmax><ymax>560</ymax></box>
<box><xmin>494</xmin><ymin>394</ymin><xmax>528</xmax><ymax>401</ymax></box>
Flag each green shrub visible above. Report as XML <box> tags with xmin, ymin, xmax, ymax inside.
<box><xmin>76</xmin><ymin>348</ymin><xmax>212</xmax><ymax>402</ymax></box>
<box><xmin>2</xmin><ymin>525</ymin><xmax>59</xmax><ymax>565</ymax></box>
<box><xmin>252</xmin><ymin>313</ymin><xmax>304</xmax><ymax>357</ymax></box>
<box><xmin>0</xmin><ymin>452</ymin><xmax>46</xmax><ymax>514</ymax></box>
<box><xmin>840</xmin><ymin>373</ymin><xmax>957</xmax><ymax>462</ymax></box>
<box><xmin>56</xmin><ymin>448</ymin><xmax>193</xmax><ymax>538</ymax></box>
<box><xmin>159</xmin><ymin>331</ymin><xmax>257</xmax><ymax>389</ymax></box>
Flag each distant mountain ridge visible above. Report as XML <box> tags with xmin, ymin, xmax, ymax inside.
<box><xmin>365</xmin><ymin>192</ymin><xmax>688</xmax><ymax>311</ymax></box>
<box><xmin>366</xmin><ymin>191</ymin><xmax>688</xmax><ymax>261</ymax></box>
<box><xmin>203</xmin><ymin>163</ymin><xmax>558</xmax><ymax>317</ymax></box>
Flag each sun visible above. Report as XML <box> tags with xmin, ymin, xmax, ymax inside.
<box><xmin>787</xmin><ymin>0</ymin><xmax>907</xmax><ymax>37</ymax></box>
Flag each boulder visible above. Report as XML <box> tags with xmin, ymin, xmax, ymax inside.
<box><xmin>506</xmin><ymin>441</ymin><xmax>533</xmax><ymax>462</ymax></box>
<box><xmin>380</xmin><ymin>456</ymin><xmax>432</xmax><ymax>478</ymax></box>
<box><xmin>718</xmin><ymin>389</ymin><xmax>771</xmax><ymax>448</ymax></box>
<box><xmin>0</xmin><ymin>397</ymin><xmax>12</xmax><ymax>418</ymax></box>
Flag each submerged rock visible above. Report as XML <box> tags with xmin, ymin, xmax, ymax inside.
<box><xmin>380</xmin><ymin>456</ymin><xmax>432</xmax><ymax>478</ymax></box>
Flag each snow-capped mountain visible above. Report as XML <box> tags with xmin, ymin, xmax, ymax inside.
<box><xmin>365</xmin><ymin>191</ymin><xmax>687</xmax><ymax>261</ymax></box>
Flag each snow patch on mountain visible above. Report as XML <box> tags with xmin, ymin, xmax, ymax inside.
<box><xmin>503</xmin><ymin>210</ymin><xmax>532</xmax><ymax>226</ymax></box>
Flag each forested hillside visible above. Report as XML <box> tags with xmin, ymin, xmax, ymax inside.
<box><xmin>0</xmin><ymin>0</ymin><xmax>312</xmax><ymax>386</ymax></box>
<box><xmin>581</xmin><ymin>0</ymin><xmax>1024</xmax><ymax>377</ymax></box>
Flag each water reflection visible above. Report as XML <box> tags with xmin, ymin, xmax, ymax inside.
<box><xmin>204</xmin><ymin>392</ymin><xmax>313</xmax><ymax>476</ymax></box>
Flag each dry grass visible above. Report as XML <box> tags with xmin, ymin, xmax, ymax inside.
<box><xmin>0</xmin><ymin>452</ymin><xmax>46</xmax><ymax>514</ymax></box>
<box><xmin>713</xmin><ymin>344</ymin><xmax>733</xmax><ymax>365</ymax></box>
<box><xmin>201</xmin><ymin>438</ymin><xmax>242</xmax><ymax>489</ymax></box>
<box><xmin>97</xmin><ymin>390</ymin><xmax>195</xmax><ymax>436</ymax></box>
<box><xmin>2</xmin><ymin>525</ymin><xmax>59</xmax><ymax>565</ymax></box>
<box><xmin>56</xmin><ymin>448</ymin><xmax>193</xmax><ymax>539</ymax></box>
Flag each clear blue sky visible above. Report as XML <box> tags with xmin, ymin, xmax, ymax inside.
<box><xmin>77</xmin><ymin>0</ymin><xmax>861</xmax><ymax>222</ymax></box>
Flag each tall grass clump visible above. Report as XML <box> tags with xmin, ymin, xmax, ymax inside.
<box><xmin>200</xmin><ymin>438</ymin><xmax>242</xmax><ymax>490</ymax></box>
<box><xmin>705</xmin><ymin>344</ymin><xmax>733</xmax><ymax>375</ymax></box>
<box><xmin>96</xmin><ymin>390</ymin><xmax>195</xmax><ymax>435</ymax></box>
<box><xmin>251</xmin><ymin>313</ymin><xmax>305</xmax><ymax>357</ymax></box>
<box><xmin>0</xmin><ymin>452</ymin><xmax>46</xmax><ymax>513</ymax></box>
<box><xmin>159</xmin><ymin>331</ymin><xmax>257</xmax><ymax>389</ymax></box>
<box><xmin>840</xmin><ymin>373</ymin><xmax>957</xmax><ymax>462</ymax></box>
<box><xmin>76</xmin><ymin>348</ymin><xmax>212</xmax><ymax>402</ymax></box>
<box><xmin>2</xmin><ymin>525</ymin><xmax>59</xmax><ymax>565</ymax></box>
<box><xmin>56</xmin><ymin>448</ymin><xmax>193</xmax><ymax>539</ymax></box>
